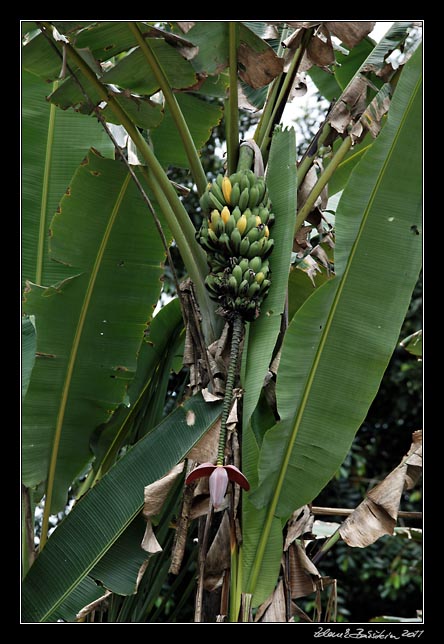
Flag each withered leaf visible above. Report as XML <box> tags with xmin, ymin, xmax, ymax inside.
<box><xmin>324</xmin><ymin>22</ymin><xmax>376</xmax><ymax>49</ymax></box>
<box><xmin>284</xmin><ymin>506</ymin><xmax>314</xmax><ymax>550</ymax></box>
<box><xmin>176</xmin><ymin>21</ymin><xmax>195</xmax><ymax>34</ymax></box>
<box><xmin>328</xmin><ymin>76</ymin><xmax>368</xmax><ymax>136</ymax></box>
<box><xmin>288</xmin><ymin>542</ymin><xmax>320</xmax><ymax>599</ymax></box>
<box><xmin>339</xmin><ymin>431</ymin><xmax>422</xmax><ymax>548</ymax></box>
<box><xmin>307</xmin><ymin>31</ymin><xmax>335</xmax><ymax>67</ymax></box>
<box><xmin>143</xmin><ymin>462</ymin><xmax>184</xmax><ymax>518</ymax></box>
<box><xmin>76</xmin><ymin>591</ymin><xmax>111</xmax><ymax>620</ymax></box>
<box><xmin>187</xmin><ymin>418</ymin><xmax>220</xmax><ymax>463</ymax></box>
<box><xmin>204</xmin><ymin>512</ymin><xmax>231</xmax><ymax>591</ymax></box>
<box><xmin>293</xmin><ymin>225</ymin><xmax>313</xmax><ymax>253</ymax></box>
<box><xmin>359</xmin><ymin>82</ymin><xmax>391</xmax><ymax>138</ymax></box>
<box><xmin>238</xmin><ymin>41</ymin><xmax>284</xmax><ymax>89</ymax></box>
<box><xmin>255</xmin><ymin>579</ymin><xmax>287</xmax><ymax>622</ymax></box>
<box><xmin>141</xmin><ymin>521</ymin><xmax>162</xmax><ymax>554</ymax></box>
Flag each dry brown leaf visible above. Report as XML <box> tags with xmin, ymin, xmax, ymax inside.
<box><xmin>176</xmin><ymin>21</ymin><xmax>195</xmax><ymax>34</ymax></box>
<box><xmin>339</xmin><ymin>431</ymin><xmax>422</xmax><ymax>548</ymax></box>
<box><xmin>359</xmin><ymin>83</ymin><xmax>391</xmax><ymax>138</ymax></box>
<box><xmin>284</xmin><ymin>506</ymin><xmax>315</xmax><ymax>550</ymax></box>
<box><xmin>307</xmin><ymin>31</ymin><xmax>335</xmax><ymax>67</ymax></box>
<box><xmin>288</xmin><ymin>542</ymin><xmax>320</xmax><ymax>599</ymax></box>
<box><xmin>324</xmin><ymin>22</ymin><xmax>376</xmax><ymax>49</ymax></box>
<box><xmin>285</xmin><ymin>21</ymin><xmax>322</xmax><ymax>30</ymax></box>
<box><xmin>203</xmin><ymin>512</ymin><xmax>231</xmax><ymax>591</ymax></box>
<box><xmin>76</xmin><ymin>590</ymin><xmax>111</xmax><ymax>620</ymax></box>
<box><xmin>238</xmin><ymin>41</ymin><xmax>284</xmax><ymax>89</ymax></box>
<box><xmin>143</xmin><ymin>462</ymin><xmax>184</xmax><ymax>518</ymax></box>
<box><xmin>141</xmin><ymin>520</ymin><xmax>163</xmax><ymax>554</ymax></box>
<box><xmin>328</xmin><ymin>76</ymin><xmax>368</xmax><ymax>136</ymax></box>
<box><xmin>187</xmin><ymin>418</ymin><xmax>220</xmax><ymax>463</ymax></box>
<box><xmin>289</xmin><ymin>601</ymin><xmax>313</xmax><ymax>623</ymax></box>
<box><xmin>255</xmin><ymin>579</ymin><xmax>287</xmax><ymax>622</ymax></box>
<box><xmin>282</xmin><ymin>27</ymin><xmax>304</xmax><ymax>51</ymax></box>
<box><xmin>293</xmin><ymin>225</ymin><xmax>312</xmax><ymax>253</ymax></box>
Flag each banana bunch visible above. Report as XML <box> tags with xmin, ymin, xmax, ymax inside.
<box><xmin>198</xmin><ymin>170</ymin><xmax>275</xmax><ymax>321</ymax></box>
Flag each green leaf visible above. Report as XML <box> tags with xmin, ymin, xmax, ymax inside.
<box><xmin>251</xmin><ymin>44</ymin><xmax>422</xmax><ymax>520</ymax></box>
<box><xmin>182</xmin><ymin>22</ymin><xmax>229</xmax><ymax>75</ymax></box>
<box><xmin>22</xmin><ymin>31</ymin><xmax>65</xmax><ymax>81</ymax></box>
<box><xmin>400</xmin><ymin>330</ymin><xmax>422</xmax><ymax>357</ymax></box>
<box><xmin>48</xmin><ymin>71</ymin><xmax>103</xmax><ymax>115</ymax></box>
<box><xmin>151</xmin><ymin>94</ymin><xmax>223</xmax><ymax>168</ymax></box>
<box><xmin>308</xmin><ymin>66</ymin><xmax>341</xmax><ymax>102</ymax></box>
<box><xmin>22</xmin><ymin>70</ymin><xmax>114</xmax><ymax>288</ymax></box>
<box><xmin>241</xmin><ymin>126</ymin><xmax>297</xmax><ymax>429</ymax></box>
<box><xmin>326</xmin><ymin>132</ymin><xmax>374</xmax><ymax>196</ymax></box>
<box><xmin>101</xmin><ymin>92</ymin><xmax>164</xmax><ymax>130</ymax></box>
<box><xmin>22</xmin><ymin>316</ymin><xmax>36</xmax><ymax>400</ymax></box>
<box><xmin>101</xmin><ymin>40</ymin><xmax>197</xmax><ymax>94</ymax></box>
<box><xmin>74</xmin><ymin>21</ymin><xmax>139</xmax><ymax>60</ymax></box>
<box><xmin>334</xmin><ymin>37</ymin><xmax>375</xmax><ymax>90</ymax></box>
<box><xmin>240</xmin><ymin>126</ymin><xmax>297</xmax><ymax>607</ymax></box>
<box><xmin>89</xmin><ymin>298</ymin><xmax>185</xmax><ymax>481</ymax></box>
<box><xmin>287</xmin><ymin>262</ymin><xmax>332</xmax><ymax>321</ymax></box>
<box><xmin>90</xmin><ymin>515</ymin><xmax>148</xmax><ymax>595</ymax></box>
<box><xmin>21</xmin><ymin>393</ymin><xmax>222</xmax><ymax>622</ymax></box>
<box><xmin>22</xmin><ymin>150</ymin><xmax>168</xmax><ymax>513</ymax></box>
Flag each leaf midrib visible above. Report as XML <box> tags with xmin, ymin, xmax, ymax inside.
<box><xmin>41</xmin><ymin>171</ymin><xmax>132</xmax><ymax>542</ymax></box>
<box><xmin>275</xmin><ymin>70</ymin><xmax>422</xmax><ymax>511</ymax></box>
<box><xmin>247</xmin><ymin>69</ymin><xmax>421</xmax><ymax>596</ymax></box>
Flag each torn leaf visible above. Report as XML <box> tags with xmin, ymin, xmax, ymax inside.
<box><xmin>339</xmin><ymin>431</ymin><xmax>422</xmax><ymax>548</ymax></box>
<box><xmin>284</xmin><ymin>506</ymin><xmax>314</xmax><ymax>550</ymax></box>
<box><xmin>204</xmin><ymin>512</ymin><xmax>231</xmax><ymax>591</ymax></box>
<box><xmin>307</xmin><ymin>29</ymin><xmax>335</xmax><ymax>67</ymax></box>
<box><xmin>143</xmin><ymin>462</ymin><xmax>184</xmax><ymax>518</ymax></box>
<box><xmin>141</xmin><ymin>520</ymin><xmax>163</xmax><ymax>554</ymax></box>
<box><xmin>238</xmin><ymin>42</ymin><xmax>283</xmax><ymax>89</ymax></box>
<box><xmin>255</xmin><ymin>579</ymin><xmax>287</xmax><ymax>622</ymax></box>
<box><xmin>324</xmin><ymin>22</ymin><xmax>376</xmax><ymax>49</ymax></box>
<box><xmin>359</xmin><ymin>83</ymin><xmax>392</xmax><ymax>138</ymax></box>
<box><xmin>187</xmin><ymin>418</ymin><xmax>220</xmax><ymax>463</ymax></box>
<box><xmin>288</xmin><ymin>542</ymin><xmax>320</xmax><ymax>599</ymax></box>
<box><xmin>327</xmin><ymin>76</ymin><xmax>368</xmax><ymax>136</ymax></box>
<box><xmin>296</xmin><ymin>255</ymin><xmax>322</xmax><ymax>286</ymax></box>
<box><xmin>176</xmin><ymin>22</ymin><xmax>195</xmax><ymax>34</ymax></box>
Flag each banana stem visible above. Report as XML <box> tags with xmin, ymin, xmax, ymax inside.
<box><xmin>295</xmin><ymin>136</ymin><xmax>353</xmax><ymax>234</ymax></box>
<box><xmin>226</xmin><ymin>22</ymin><xmax>240</xmax><ymax>176</ymax></box>
<box><xmin>217</xmin><ymin>315</ymin><xmax>244</xmax><ymax>465</ymax></box>
<box><xmin>127</xmin><ymin>22</ymin><xmax>207</xmax><ymax>195</ymax></box>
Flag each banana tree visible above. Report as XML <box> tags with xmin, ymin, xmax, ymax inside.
<box><xmin>21</xmin><ymin>21</ymin><xmax>422</xmax><ymax>622</ymax></box>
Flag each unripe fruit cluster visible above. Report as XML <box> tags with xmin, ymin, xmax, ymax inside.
<box><xmin>198</xmin><ymin>170</ymin><xmax>275</xmax><ymax>321</ymax></box>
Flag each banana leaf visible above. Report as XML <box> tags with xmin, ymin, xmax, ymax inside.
<box><xmin>22</xmin><ymin>70</ymin><xmax>114</xmax><ymax>288</ymax></box>
<box><xmin>243</xmin><ymin>43</ymin><xmax>422</xmax><ymax>605</ymax></box>
<box><xmin>22</xmin><ymin>150</ymin><xmax>169</xmax><ymax>513</ymax></box>
<box><xmin>21</xmin><ymin>393</ymin><xmax>222</xmax><ymax>622</ymax></box>
<box><xmin>22</xmin><ymin>315</ymin><xmax>36</xmax><ymax>400</ymax></box>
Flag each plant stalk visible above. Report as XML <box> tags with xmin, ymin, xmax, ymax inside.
<box><xmin>257</xmin><ymin>28</ymin><xmax>314</xmax><ymax>161</ymax></box>
<box><xmin>37</xmin><ymin>79</ymin><xmax>58</xmax><ymax>285</ymax></box>
<box><xmin>297</xmin><ymin>121</ymin><xmax>332</xmax><ymax>186</ymax></box>
<box><xmin>295</xmin><ymin>136</ymin><xmax>353</xmax><ymax>234</ymax></box>
<box><xmin>127</xmin><ymin>22</ymin><xmax>207</xmax><ymax>195</ymax></box>
<box><xmin>218</xmin><ymin>315</ymin><xmax>244</xmax><ymax>465</ymax></box>
<box><xmin>226</xmin><ymin>22</ymin><xmax>240</xmax><ymax>176</ymax></box>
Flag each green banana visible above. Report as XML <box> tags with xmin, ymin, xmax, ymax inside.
<box><xmin>238</xmin><ymin>187</ymin><xmax>250</xmax><ymax>212</ymax></box>
<box><xmin>230</xmin><ymin>183</ymin><xmax>241</xmax><ymax>207</ymax></box>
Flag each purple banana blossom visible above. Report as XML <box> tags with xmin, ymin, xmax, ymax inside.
<box><xmin>185</xmin><ymin>463</ymin><xmax>250</xmax><ymax>510</ymax></box>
